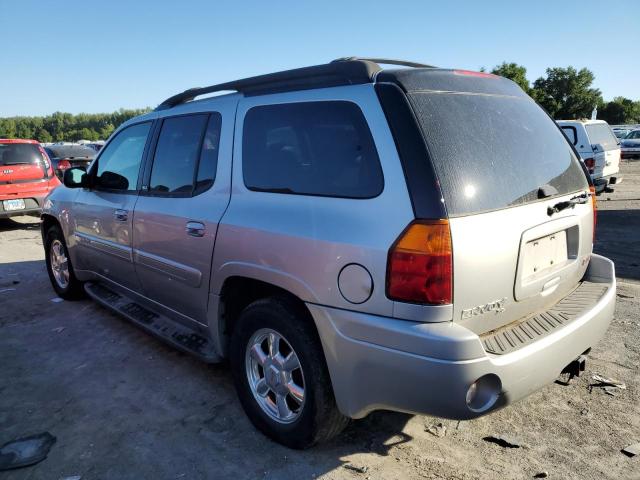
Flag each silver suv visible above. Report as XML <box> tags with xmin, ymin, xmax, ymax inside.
<box><xmin>41</xmin><ymin>58</ymin><xmax>616</xmax><ymax>449</ymax></box>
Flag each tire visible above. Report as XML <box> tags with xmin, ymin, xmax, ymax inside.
<box><xmin>229</xmin><ymin>296</ymin><xmax>349</xmax><ymax>449</ymax></box>
<box><xmin>44</xmin><ymin>224</ymin><xmax>84</xmax><ymax>300</ymax></box>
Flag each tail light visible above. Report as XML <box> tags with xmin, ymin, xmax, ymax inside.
<box><xmin>584</xmin><ymin>157</ymin><xmax>595</xmax><ymax>174</ymax></box>
<box><xmin>387</xmin><ymin>220</ymin><xmax>453</xmax><ymax>304</ymax></box>
<box><xmin>36</xmin><ymin>146</ymin><xmax>52</xmax><ymax>178</ymax></box>
<box><xmin>58</xmin><ymin>159</ymin><xmax>72</xmax><ymax>171</ymax></box>
<box><xmin>590</xmin><ymin>185</ymin><xmax>597</xmax><ymax>242</ymax></box>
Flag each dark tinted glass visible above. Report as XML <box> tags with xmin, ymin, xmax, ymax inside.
<box><xmin>96</xmin><ymin>122</ymin><xmax>151</xmax><ymax>191</ymax></box>
<box><xmin>409</xmin><ymin>92</ymin><xmax>589</xmax><ymax>216</ymax></box>
<box><xmin>243</xmin><ymin>101</ymin><xmax>383</xmax><ymax>198</ymax></box>
<box><xmin>585</xmin><ymin>123</ymin><xmax>618</xmax><ymax>149</ymax></box>
<box><xmin>0</xmin><ymin>143</ymin><xmax>42</xmax><ymax>166</ymax></box>
<box><xmin>195</xmin><ymin>113</ymin><xmax>222</xmax><ymax>194</ymax></box>
<box><xmin>45</xmin><ymin>145</ymin><xmax>96</xmax><ymax>159</ymax></box>
<box><xmin>150</xmin><ymin>114</ymin><xmax>208</xmax><ymax>194</ymax></box>
<box><xmin>627</xmin><ymin>130</ymin><xmax>640</xmax><ymax>139</ymax></box>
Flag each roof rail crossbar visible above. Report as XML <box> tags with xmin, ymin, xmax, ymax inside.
<box><xmin>155</xmin><ymin>57</ymin><xmax>434</xmax><ymax>111</ymax></box>
<box><xmin>332</xmin><ymin>57</ymin><xmax>437</xmax><ymax>69</ymax></box>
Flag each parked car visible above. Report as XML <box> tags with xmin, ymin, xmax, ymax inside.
<box><xmin>41</xmin><ymin>58</ymin><xmax>615</xmax><ymax>449</ymax></box>
<box><xmin>0</xmin><ymin>139</ymin><xmax>60</xmax><ymax>218</ymax></box>
<box><xmin>86</xmin><ymin>141</ymin><xmax>105</xmax><ymax>152</ymax></box>
<box><xmin>44</xmin><ymin>144</ymin><xmax>96</xmax><ymax>180</ymax></box>
<box><xmin>621</xmin><ymin>129</ymin><xmax>640</xmax><ymax>159</ymax></box>
<box><xmin>557</xmin><ymin>119</ymin><xmax>622</xmax><ymax>194</ymax></box>
<box><xmin>613</xmin><ymin>128</ymin><xmax>630</xmax><ymax>139</ymax></box>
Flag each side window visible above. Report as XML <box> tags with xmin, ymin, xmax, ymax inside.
<box><xmin>95</xmin><ymin>122</ymin><xmax>151</xmax><ymax>191</ymax></box>
<box><xmin>561</xmin><ymin>126</ymin><xmax>577</xmax><ymax>145</ymax></box>
<box><xmin>195</xmin><ymin>113</ymin><xmax>222</xmax><ymax>194</ymax></box>
<box><xmin>149</xmin><ymin>114</ymin><xmax>208</xmax><ymax>194</ymax></box>
<box><xmin>243</xmin><ymin>101</ymin><xmax>384</xmax><ymax>198</ymax></box>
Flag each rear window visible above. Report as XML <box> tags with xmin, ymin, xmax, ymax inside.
<box><xmin>0</xmin><ymin>143</ymin><xmax>42</xmax><ymax>166</ymax></box>
<box><xmin>243</xmin><ymin>101</ymin><xmax>383</xmax><ymax>198</ymax></box>
<box><xmin>45</xmin><ymin>145</ymin><xmax>96</xmax><ymax>159</ymax></box>
<box><xmin>409</xmin><ymin>92</ymin><xmax>588</xmax><ymax>216</ymax></box>
<box><xmin>585</xmin><ymin>123</ymin><xmax>618</xmax><ymax>150</ymax></box>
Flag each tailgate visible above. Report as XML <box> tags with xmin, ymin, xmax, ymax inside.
<box><xmin>449</xmin><ymin>195</ymin><xmax>593</xmax><ymax>334</ymax></box>
<box><xmin>602</xmin><ymin>148</ymin><xmax>620</xmax><ymax>177</ymax></box>
<box><xmin>402</xmin><ymin>69</ymin><xmax>593</xmax><ymax>335</ymax></box>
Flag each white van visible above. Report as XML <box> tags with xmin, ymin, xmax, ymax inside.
<box><xmin>557</xmin><ymin>120</ymin><xmax>621</xmax><ymax>194</ymax></box>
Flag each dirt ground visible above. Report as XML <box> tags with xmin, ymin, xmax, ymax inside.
<box><xmin>1</xmin><ymin>162</ymin><xmax>639</xmax><ymax>480</ymax></box>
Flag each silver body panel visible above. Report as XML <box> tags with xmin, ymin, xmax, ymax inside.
<box><xmin>42</xmin><ymin>82</ymin><xmax>616</xmax><ymax>421</ymax></box>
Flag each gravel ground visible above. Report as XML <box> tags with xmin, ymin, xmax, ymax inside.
<box><xmin>1</xmin><ymin>161</ymin><xmax>639</xmax><ymax>480</ymax></box>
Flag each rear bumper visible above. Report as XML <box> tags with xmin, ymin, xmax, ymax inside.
<box><xmin>0</xmin><ymin>194</ymin><xmax>47</xmax><ymax>218</ymax></box>
<box><xmin>309</xmin><ymin>254</ymin><xmax>615</xmax><ymax>419</ymax></box>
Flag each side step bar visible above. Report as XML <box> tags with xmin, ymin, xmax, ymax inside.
<box><xmin>85</xmin><ymin>282</ymin><xmax>220</xmax><ymax>363</ymax></box>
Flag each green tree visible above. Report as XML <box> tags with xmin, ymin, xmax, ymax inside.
<box><xmin>0</xmin><ymin>108</ymin><xmax>150</xmax><ymax>142</ymax></box>
<box><xmin>532</xmin><ymin>67</ymin><xmax>602</xmax><ymax>119</ymax></box>
<box><xmin>35</xmin><ymin>128</ymin><xmax>52</xmax><ymax>143</ymax></box>
<box><xmin>491</xmin><ymin>62</ymin><xmax>530</xmax><ymax>92</ymax></box>
<box><xmin>598</xmin><ymin>97</ymin><xmax>640</xmax><ymax>124</ymax></box>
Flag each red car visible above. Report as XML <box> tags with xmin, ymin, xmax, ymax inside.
<box><xmin>0</xmin><ymin>139</ymin><xmax>61</xmax><ymax>219</ymax></box>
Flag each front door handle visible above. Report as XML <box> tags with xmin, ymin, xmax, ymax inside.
<box><xmin>114</xmin><ymin>209</ymin><xmax>128</xmax><ymax>222</ymax></box>
<box><xmin>186</xmin><ymin>221</ymin><xmax>205</xmax><ymax>237</ymax></box>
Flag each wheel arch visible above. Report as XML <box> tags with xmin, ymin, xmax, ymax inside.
<box><xmin>213</xmin><ymin>274</ymin><xmax>318</xmax><ymax>358</ymax></box>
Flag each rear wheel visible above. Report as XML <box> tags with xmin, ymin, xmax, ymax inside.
<box><xmin>229</xmin><ymin>297</ymin><xmax>349</xmax><ymax>449</ymax></box>
<box><xmin>44</xmin><ymin>225</ymin><xmax>84</xmax><ymax>300</ymax></box>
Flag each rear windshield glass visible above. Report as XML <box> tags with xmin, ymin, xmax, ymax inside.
<box><xmin>45</xmin><ymin>145</ymin><xmax>96</xmax><ymax>159</ymax></box>
<box><xmin>0</xmin><ymin>143</ymin><xmax>42</xmax><ymax>166</ymax></box>
<box><xmin>585</xmin><ymin>123</ymin><xmax>619</xmax><ymax>150</ymax></box>
<box><xmin>409</xmin><ymin>93</ymin><xmax>588</xmax><ymax>216</ymax></box>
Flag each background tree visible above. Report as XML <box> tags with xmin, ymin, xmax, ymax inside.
<box><xmin>598</xmin><ymin>97</ymin><xmax>640</xmax><ymax>125</ymax></box>
<box><xmin>491</xmin><ymin>62</ymin><xmax>530</xmax><ymax>93</ymax></box>
<box><xmin>532</xmin><ymin>67</ymin><xmax>602</xmax><ymax>119</ymax></box>
<box><xmin>0</xmin><ymin>108</ymin><xmax>150</xmax><ymax>142</ymax></box>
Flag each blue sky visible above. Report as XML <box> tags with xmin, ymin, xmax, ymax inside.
<box><xmin>1</xmin><ymin>0</ymin><xmax>637</xmax><ymax>117</ymax></box>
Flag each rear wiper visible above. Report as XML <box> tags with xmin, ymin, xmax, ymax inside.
<box><xmin>547</xmin><ymin>192</ymin><xmax>590</xmax><ymax>216</ymax></box>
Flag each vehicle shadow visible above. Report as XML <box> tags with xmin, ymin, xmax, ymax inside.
<box><xmin>0</xmin><ymin>216</ymin><xmax>41</xmax><ymax>233</ymax></box>
<box><xmin>0</xmin><ymin>257</ymin><xmax>414</xmax><ymax>479</ymax></box>
<box><xmin>594</xmin><ymin>208</ymin><xmax>640</xmax><ymax>282</ymax></box>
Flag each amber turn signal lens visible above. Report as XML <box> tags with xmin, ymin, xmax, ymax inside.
<box><xmin>387</xmin><ymin>220</ymin><xmax>453</xmax><ymax>305</ymax></box>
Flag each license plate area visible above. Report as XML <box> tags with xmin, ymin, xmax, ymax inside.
<box><xmin>514</xmin><ymin>216</ymin><xmax>582</xmax><ymax>302</ymax></box>
<box><xmin>3</xmin><ymin>199</ymin><xmax>26</xmax><ymax>211</ymax></box>
<box><xmin>521</xmin><ymin>231</ymin><xmax>568</xmax><ymax>280</ymax></box>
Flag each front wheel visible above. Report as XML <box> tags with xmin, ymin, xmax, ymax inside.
<box><xmin>44</xmin><ymin>225</ymin><xmax>84</xmax><ymax>300</ymax></box>
<box><xmin>229</xmin><ymin>297</ymin><xmax>349</xmax><ymax>449</ymax></box>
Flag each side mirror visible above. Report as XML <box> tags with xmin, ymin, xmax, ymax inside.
<box><xmin>63</xmin><ymin>167</ymin><xmax>88</xmax><ymax>189</ymax></box>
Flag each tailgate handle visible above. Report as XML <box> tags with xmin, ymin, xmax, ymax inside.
<box><xmin>541</xmin><ymin>276</ymin><xmax>561</xmax><ymax>296</ymax></box>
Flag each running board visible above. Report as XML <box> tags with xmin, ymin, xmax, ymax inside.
<box><xmin>84</xmin><ymin>282</ymin><xmax>220</xmax><ymax>363</ymax></box>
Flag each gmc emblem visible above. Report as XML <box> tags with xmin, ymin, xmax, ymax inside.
<box><xmin>2</xmin><ymin>169</ymin><xmax>13</xmax><ymax>174</ymax></box>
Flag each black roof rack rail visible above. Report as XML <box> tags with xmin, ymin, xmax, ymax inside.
<box><xmin>332</xmin><ymin>57</ymin><xmax>437</xmax><ymax>69</ymax></box>
<box><xmin>155</xmin><ymin>57</ymin><xmax>436</xmax><ymax>111</ymax></box>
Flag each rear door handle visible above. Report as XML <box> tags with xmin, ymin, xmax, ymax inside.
<box><xmin>186</xmin><ymin>221</ymin><xmax>205</xmax><ymax>237</ymax></box>
<box><xmin>114</xmin><ymin>209</ymin><xmax>128</xmax><ymax>221</ymax></box>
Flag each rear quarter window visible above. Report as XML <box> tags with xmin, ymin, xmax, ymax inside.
<box><xmin>585</xmin><ymin>123</ymin><xmax>619</xmax><ymax>150</ymax></box>
<box><xmin>242</xmin><ymin>101</ymin><xmax>384</xmax><ymax>199</ymax></box>
<box><xmin>409</xmin><ymin>92</ymin><xmax>589</xmax><ymax>216</ymax></box>
<box><xmin>561</xmin><ymin>126</ymin><xmax>577</xmax><ymax>145</ymax></box>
